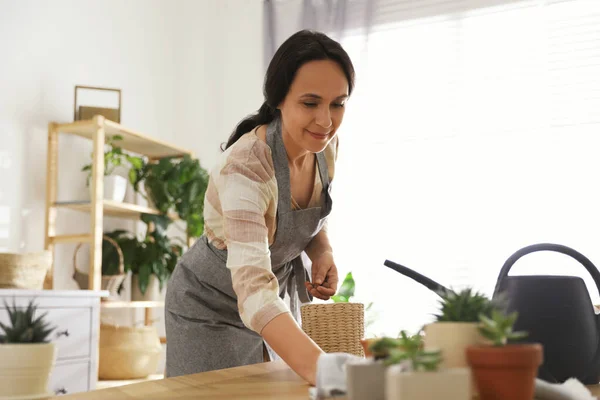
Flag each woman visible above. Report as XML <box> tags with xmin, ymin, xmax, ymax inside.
<box><xmin>165</xmin><ymin>29</ymin><xmax>355</xmax><ymax>385</ymax></box>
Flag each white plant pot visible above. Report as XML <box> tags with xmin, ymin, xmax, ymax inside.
<box><xmin>0</xmin><ymin>343</ymin><xmax>57</xmax><ymax>398</ymax></box>
<box><xmin>89</xmin><ymin>175</ymin><xmax>127</xmax><ymax>202</ymax></box>
<box><xmin>346</xmin><ymin>359</ymin><xmax>386</xmax><ymax>400</ymax></box>
<box><xmin>385</xmin><ymin>366</ymin><xmax>471</xmax><ymax>400</ymax></box>
<box><xmin>423</xmin><ymin>322</ymin><xmax>482</xmax><ymax>368</ymax></box>
<box><xmin>131</xmin><ymin>275</ymin><xmax>164</xmax><ymax>301</ymax></box>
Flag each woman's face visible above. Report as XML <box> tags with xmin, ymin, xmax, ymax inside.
<box><xmin>278</xmin><ymin>59</ymin><xmax>349</xmax><ymax>154</ymax></box>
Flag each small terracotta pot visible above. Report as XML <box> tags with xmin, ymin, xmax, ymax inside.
<box><xmin>360</xmin><ymin>338</ymin><xmax>377</xmax><ymax>357</ymax></box>
<box><xmin>466</xmin><ymin>343</ymin><xmax>543</xmax><ymax>400</ymax></box>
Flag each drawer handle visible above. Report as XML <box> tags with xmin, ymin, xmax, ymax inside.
<box><xmin>55</xmin><ymin>387</ymin><xmax>68</xmax><ymax>395</ymax></box>
<box><xmin>56</xmin><ymin>329</ymin><xmax>70</xmax><ymax>338</ymax></box>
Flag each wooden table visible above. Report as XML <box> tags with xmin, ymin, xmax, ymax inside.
<box><xmin>52</xmin><ymin>361</ymin><xmax>319</xmax><ymax>400</ymax></box>
<box><xmin>52</xmin><ymin>360</ymin><xmax>600</xmax><ymax>400</ymax></box>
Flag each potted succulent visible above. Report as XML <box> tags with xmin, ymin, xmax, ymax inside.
<box><xmin>423</xmin><ymin>288</ymin><xmax>501</xmax><ymax>368</ymax></box>
<box><xmin>82</xmin><ymin>134</ymin><xmax>140</xmax><ymax>202</ymax></box>
<box><xmin>300</xmin><ymin>271</ymin><xmax>365</xmax><ymax>356</ymax></box>
<box><xmin>384</xmin><ymin>331</ymin><xmax>471</xmax><ymax>400</ymax></box>
<box><xmin>0</xmin><ymin>299</ymin><xmax>57</xmax><ymax>398</ymax></box>
<box><xmin>466</xmin><ymin>309</ymin><xmax>543</xmax><ymax>400</ymax></box>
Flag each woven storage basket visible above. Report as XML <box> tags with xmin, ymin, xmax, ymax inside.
<box><xmin>301</xmin><ymin>302</ymin><xmax>365</xmax><ymax>357</ymax></box>
<box><xmin>0</xmin><ymin>251</ymin><xmax>52</xmax><ymax>289</ymax></box>
<box><xmin>98</xmin><ymin>323</ymin><xmax>162</xmax><ymax>380</ymax></box>
<box><xmin>72</xmin><ymin>236</ymin><xmax>126</xmax><ymax>300</ymax></box>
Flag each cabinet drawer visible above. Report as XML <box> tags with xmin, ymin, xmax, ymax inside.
<box><xmin>44</xmin><ymin>307</ymin><xmax>92</xmax><ymax>360</ymax></box>
<box><xmin>0</xmin><ymin>307</ymin><xmax>92</xmax><ymax>360</ymax></box>
<box><xmin>50</xmin><ymin>360</ymin><xmax>90</xmax><ymax>396</ymax></box>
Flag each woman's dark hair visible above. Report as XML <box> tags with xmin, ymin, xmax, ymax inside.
<box><xmin>222</xmin><ymin>30</ymin><xmax>355</xmax><ymax>150</ymax></box>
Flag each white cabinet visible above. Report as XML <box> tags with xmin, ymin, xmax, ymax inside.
<box><xmin>0</xmin><ymin>289</ymin><xmax>106</xmax><ymax>396</ymax></box>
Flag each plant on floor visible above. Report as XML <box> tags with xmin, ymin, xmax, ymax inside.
<box><xmin>477</xmin><ymin>309</ymin><xmax>528</xmax><ymax>346</ymax></box>
<box><xmin>129</xmin><ymin>154</ymin><xmax>209</xmax><ymax>238</ymax></box>
<box><xmin>103</xmin><ymin>214</ymin><xmax>183</xmax><ymax>295</ymax></box>
<box><xmin>369</xmin><ymin>331</ymin><xmax>442</xmax><ymax>370</ymax></box>
<box><xmin>0</xmin><ymin>299</ymin><xmax>56</xmax><ymax>344</ymax></box>
<box><xmin>81</xmin><ymin>134</ymin><xmax>142</xmax><ymax>186</ymax></box>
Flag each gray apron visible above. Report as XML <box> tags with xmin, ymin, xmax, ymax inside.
<box><xmin>164</xmin><ymin>117</ymin><xmax>333</xmax><ymax>377</ymax></box>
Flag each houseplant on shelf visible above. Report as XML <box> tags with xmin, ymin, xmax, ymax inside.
<box><xmin>423</xmin><ymin>287</ymin><xmax>503</xmax><ymax>369</ymax></box>
<box><xmin>82</xmin><ymin>134</ymin><xmax>142</xmax><ymax>202</ymax></box>
<box><xmin>300</xmin><ymin>271</ymin><xmax>365</xmax><ymax>356</ymax></box>
<box><xmin>129</xmin><ymin>154</ymin><xmax>209</xmax><ymax>238</ymax></box>
<box><xmin>466</xmin><ymin>309</ymin><xmax>542</xmax><ymax>400</ymax></box>
<box><xmin>383</xmin><ymin>331</ymin><xmax>471</xmax><ymax>400</ymax></box>
<box><xmin>102</xmin><ymin>214</ymin><xmax>183</xmax><ymax>301</ymax></box>
<box><xmin>0</xmin><ymin>299</ymin><xmax>57</xmax><ymax>398</ymax></box>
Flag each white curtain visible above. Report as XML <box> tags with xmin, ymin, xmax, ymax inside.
<box><xmin>265</xmin><ymin>0</ymin><xmax>600</xmax><ymax>337</ymax></box>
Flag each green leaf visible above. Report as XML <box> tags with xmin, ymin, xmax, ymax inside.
<box><xmin>137</xmin><ymin>264</ymin><xmax>151</xmax><ymax>295</ymax></box>
<box><xmin>337</xmin><ymin>272</ymin><xmax>355</xmax><ymax>300</ymax></box>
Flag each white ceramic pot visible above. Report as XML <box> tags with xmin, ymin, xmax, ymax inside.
<box><xmin>0</xmin><ymin>343</ymin><xmax>57</xmax><ymax>398</ymax></box>
<box><xmin>423</xmin><ymin>322</ymin><xmax>482</xmax><ymax>368</ymax></box>
<box><xmin>89</xmin><ymin>175</ymin><xmax>128</xmax><ymax>202</ymax></box>
<box><xmin>385</xmin><ymin>365</ymin><xmax>471</xmax><ymax>400</ymax></box>
<box><xmin>346</xmin><ymin>359</ymin><xmax>386</xmax><ymax>400</ymax></box>
<box><xmin>131</xmin><ymin>275</ymin><xmax>164</xmax><ymax>301</ymax></box>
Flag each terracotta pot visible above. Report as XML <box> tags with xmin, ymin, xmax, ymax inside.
<box><xmin>466</xmin><ymin>344</ymin><xmax>543</xmax><ymax>400</ymax></box>
<box><xmin>360</xmin><ymin>338</ymin><xmax>377</xmax><ymax>357</ymax></box>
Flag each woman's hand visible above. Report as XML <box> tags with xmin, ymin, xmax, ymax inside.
<box><xmin>304</xmin><ymin>251</ymin><xmax>338</xmax><ymax>300</ymax></box>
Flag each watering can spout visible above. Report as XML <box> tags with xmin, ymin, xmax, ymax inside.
<box><xmin>383</xmin><ymin>259</ymin><xmax>452</xmax><ymax>297</ymax></box>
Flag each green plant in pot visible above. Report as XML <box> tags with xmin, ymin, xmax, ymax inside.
<box><xmin>348</xmin><ymin>332</ymin><xmax>444</xmax><ymax>400</ymax></box>
<box><xmin>363</xmin><ymin>331</ymin><xmax>471</xmax><ymax>400</ymax></box>
<box><xmin>82</xmin><ymin>134</ymin><xmax>139</xmax><ymax>202</ymax></box>
<box><xmin>300</xmin><ymin>271</ymin><xmax>367</xmax><ymax>356</ymax></box>
<box><xmin>0</xmin><ymin>299</ymin><xmax>58</xmax><ymax>398</ymax></box>
<box><xmin>466</xmin><ymin>309</ymin><xmax>542</xmax><ymax>400</ymax></box>
<box><xmin>103</xmin><ymin>214</ymin><xmax>183</xmax><ymax>300</ymax></box>
<box><xmin>423</xmin><ymin>288</ymin><xmax>506</xmax><ymax>369</ymax></box>
<box><xmin>129</xmin><ymin>154</ymin><xmax>209</xmax><ymax>238</ymax></box>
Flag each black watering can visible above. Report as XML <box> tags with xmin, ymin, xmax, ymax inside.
<box><xmin>384</xmin><ymin>243</ymin><xmax>600</xmax><ymax>385</ymax></box>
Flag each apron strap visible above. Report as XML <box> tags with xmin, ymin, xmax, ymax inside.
<box><xmin>285</xmin><ymin>255</ymin><xmax>313</xmax><ymax>316</ymax></box>
<box><xmin>266</xmin><ymin>117</ymin><xmax>292</xmax><ymax>214</ymax></box>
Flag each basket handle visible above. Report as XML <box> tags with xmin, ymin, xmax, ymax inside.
<box><xmin>73</xmin><ymin>235</ymin><xmax>124</xmax><ymax>276</ymax></box>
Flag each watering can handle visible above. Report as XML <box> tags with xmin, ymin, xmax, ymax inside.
<box><xmin>493</xmin><ymin>243</ymin><xmax>600</xmax><ymax>298</ymax></box>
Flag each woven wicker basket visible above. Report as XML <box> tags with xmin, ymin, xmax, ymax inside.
<box><xmin>98</xmin><ymin>323</ymin><xmax>162</xmax><ymax>380</ymax></box>
<box><xmin>72</xmin><ymin>236</ymin><xmax>125</xmax><ymax>300</ymax></box>
<box><xmin>0</xmin><ymin>251</ymin><xmax>52</xmax><ymax>289</ymax></box>
<box><xmin>301</xmin><ymin>302</ymin><xmax>365</xmax><ymax>357</ymax></box>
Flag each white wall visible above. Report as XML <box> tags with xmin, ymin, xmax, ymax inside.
<box><xmin>0</xmin><ymin>0</ymin><xmax>264</xmax><ymax>376</ymax></box>
<box><xmin>174</xmin><ymin>0</ymin><xmax>264</xmax><ymax>169</ymax></box>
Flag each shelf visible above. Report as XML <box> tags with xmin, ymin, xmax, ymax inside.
<box><xmin>101</xmin><ymin>301</ymin><xmax>164</xmax><ymax>309</ymax></box>
<box><xmin>54</xmin><ymin>117</ymin><xmax>192</xmax><ymax>159</ymax></box>
<box><xmin>54</xmin><ymin>200</ymin><xmax>178</xmax><ymax>221</ymax></box>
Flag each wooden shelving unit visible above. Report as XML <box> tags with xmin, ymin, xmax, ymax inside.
<box><xmin>43</xmin><ymin>115</ymin><xmax>193</xmax><ymax>382</ymax></box>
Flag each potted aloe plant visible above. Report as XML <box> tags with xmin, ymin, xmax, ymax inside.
<box><xmin>381</xmin><ymin>331</ymin><xmax>471</xmax><ymax>400</ymax></box>
<box><xmin>466</xmin><ymin>309</ymin><xmax>542</xmax><ymax>400</ymax></box>
<box><xmin>0</xmin><ymin>299</ymin><xmax>57</xmax><ymax>398</ymax></box>
<box><xmin>423</xmin><ymin>288</ymin><xmax>501</xmax><ymax>369</ymax></box>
